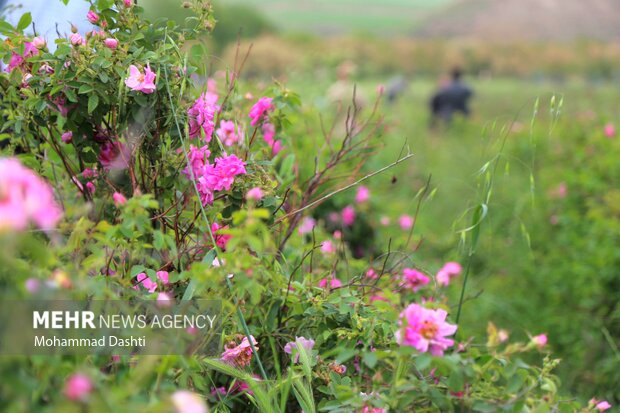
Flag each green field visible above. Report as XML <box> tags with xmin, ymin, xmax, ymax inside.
<box><xmin>282</xmin><ymin>74</ymin><xmax>620</xmax><ymax>398</ymax></box>
<box><xmin>223</xmin><ymin>0</ymin><xmax>455</xmax><ymax>34</ymax></box>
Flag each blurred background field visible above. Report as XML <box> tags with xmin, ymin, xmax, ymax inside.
<box><xmin>141</xmin><ymin>0</ymin><xmax>620</xmax><ymax>402</ymax></box>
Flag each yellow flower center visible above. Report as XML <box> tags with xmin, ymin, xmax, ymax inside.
<box><xmin>420</xmin><ymin>320</ymin><xmax>438</xmax><ymax>339</ymax></box>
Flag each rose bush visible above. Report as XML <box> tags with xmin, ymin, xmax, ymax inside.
<box><xmin>0</xmin><ymin>1</ymin><xmax>609</xmax><ymax>412</ymax></box>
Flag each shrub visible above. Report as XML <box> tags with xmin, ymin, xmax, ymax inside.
<box><xmin>0</xmin><ymin>1</ymin><xmax>606</xmax><ymax>412</ymax></box>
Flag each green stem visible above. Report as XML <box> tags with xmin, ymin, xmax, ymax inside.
<box><xmin>455</xmin><ymin>254</ymin><xmax>473</xmax><ymax>326</ymax></box>
<box><xmin>161</xmin><ymin>33</ymin><xmax>268</xmax><ymax>380</ymax></box>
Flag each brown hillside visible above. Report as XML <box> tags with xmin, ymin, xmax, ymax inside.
<box><xmin>414</xmin><ymin>0</ymin><xmax>620</xmax><ymax>41</ymax></box>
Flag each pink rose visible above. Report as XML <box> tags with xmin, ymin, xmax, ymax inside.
<box><xmin>64</xmin><ymin>373</ymin><xmax>93</xmax><ymax>401</ymax></box>
<box><xmin>104</xmin><ymin>38</ymin><xmax>118</xmax><ymax>49</ymax></box>
<box><xmin>87</xmin><ymin>10</ymin><xmax>99</xmax><ymax>24</ymax></box>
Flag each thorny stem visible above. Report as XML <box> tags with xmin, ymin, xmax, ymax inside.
<box><xmin>275</xmin><ymin>152</ymin><xmax>414</xmax><ymax>225</ymax></box>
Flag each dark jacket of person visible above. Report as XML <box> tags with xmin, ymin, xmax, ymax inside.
<box><xmin>430</xmin><ymin>80</ymin><xmax>473</xmax><ymax>122</ymax></box>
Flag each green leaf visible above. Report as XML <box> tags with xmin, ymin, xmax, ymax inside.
<box><xmin>65</xmin><ymin>88</ymin><xmax>78</xmax><ymax>103</ymax></box>
<box><xmin>88</xmin><ymin>94</ymin><xmax>99</xmax><ymax>114</ymax></box>
<box><xmin>153</xmin><ymin>231</ymin><xmax>165</xmax><ymax>250</ymax></box>
<box><xmin>447</xmin><ymin>369</ymin><xmax>464</xmax><ymax>392</ymax></box>
<box><xmin>78</xmin><ymin>84</ymin><xmax>94</xmax><ymax>95</ymax></box>
<box><xmin>17</xmin><ymin>13</ymin><xmax>32</xmax><ymax>31</ymax></box>
<box><xmin>362</xmin><ymin>351</ymin><xmax>378</xmax><ymax>368</ymax></box>
<box><xmin>0</xmin><ymin>20</ymin><xmax>15</xmax><ymax>35</ymax></box>
<box><xmin>130</xmin><ymin>265</ymin><xmax>146</xmax><ymax>278</ymax></box>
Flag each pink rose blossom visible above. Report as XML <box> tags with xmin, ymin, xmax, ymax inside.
<box><xmin>212</xmin><ymin>222</ymin><xmax>232</xmax><ymax>250</ymax></box>
<box><xmin>32</xmin><ymin>36</ymin><xmax>46</xmax><ymax>49</ymax></box>
<box><xmin>436</xmin><ymin>261</ymin><xmax>462</xmax><ymax>287</ymax></box>
<box><xmin>498</xmin><ymin>329</ymin><xmax>509</xmax><ymax>343</ymax></box>
<box><xmin>25</xmin><ymin>278</ymin><xmax>41</xmax><ymax>294</ymax></box>
<box><xmin>589</xmin><ymin>399</ymin><xmax>612</xmax><ymax>412</ymax></box>
<box><xmin>89</xmin><ymin>29</ymin><xmax>106</xmax><ymax>38</ymax></box>
<box><xmin>370</xmin><ymin>294</ymin><xmax>389</xmax><ymax>303</ymax></box>
<box><xmin>283</xmin><ymin>336</ymin><xmax>315</xmax><ymax>363</ymax></box>
<box><xmin>171</xmin><ymin>391</ymin><xmax>208</xmax><ymax>413</ymax></box>
<box><xmin>85</xmin><ymin>181</ymin><xmax>96</xmax><ymax>194</ymax></box>
<box><xmin>221</xmin><ymin>335</ymin><xmax>258</xmax><ymax>367</ymax></box>
<box><xmin>98</xmin><ymin>141</ymin><xmax>130</xmax><ymax>171</ymax></box>
<box><xmin>8</xmin><ymin>53</ymin><xmax>24</xmax><ymax>71</ymax></box>
<box><xmin>216</xmin><ymin>120</ymin><xmax>241</xmax><ymax>146</ymax></box>
<box><xmin>64</xmin><ymin>373</ymin><xmax>93</xmax><ymax>401</ymax></box>
<box><xmin>298</xmin><ymin>216</ymin><xmax>316</xmax><ymax>235</ymax></box>
<box><xmin>134</xmin><ymin>272</ymin><xmax>157</xmax><ymax>293</ymax></box>
<box><xmin>112</xmin><ymin>192</ymin><xmax>127</xmax><ymax>206</ymax></box>
<box><xmin>7</xmin><ymin>42</ymin><xmax>38</xmax><ymax>72</ymax></box>
<box><xmin>52</xmin><ymin>94</ymin><xmax>74</xmax><ymax>117</ymax></box>
<box><xmin>86</xmin><ymin>10</ymin><xmax>99</xmax><ymax>24</ymax></box>
<box><xmin>124</xmin><ymin>0</ymin><xmax>132</xmax><ymax>7</ymax></box>
<box><xmin>61</xmin><ymin>131</ymin><xmax>73</xmax><ymax>143</ymax></box>
<box><xmin>366</xmin><ymin>269</ymin><xmax>378</xmax><ymax>279</ymax></box>
<box><xmin>104</xmin><ymin>38</ymin><xmax>118</xmax><ymax>49</ymax></box>
<box><xmin>604</xmin><ymin>123</ymin><xmax>615</xmax><ymax>138</ymax></box>
<box><xmin>399</xmin><ymin>214</ymin><xmax>414</xmax><ymax>230</ymax></box>
<box><xmin>262</xmin><ymin>122</ymin><xmax>276</xmax><ymax>145</ymax></box>
<box><xmin>531</xmin><ymin>333</ymin><xmax>547</xmax><ymax>349</ymax></box>
<box><xmin>402</xmin><ymin>268</ymin><xmax>430</xmax><ymax>292</ymax></box>
<box><xmin>380</xmin><ymin>216</ymin><xmax>390</xmax><ymax>226</ymax></box>
<box><xmin>362</xmin><ymin>408</ymin><xmax>386</xmax><ymax>413</ymax></box>
<box><xmin>156</xmin><ymin>271</ymin><xmax>169</xmax><ymax>285</ymax></box>
<box><xmin>156</xmin><ymin>292</ymin><xmax>173</xmax><ymax>307</ymax></box>
<box><xmin>333</xmin><ymin>230</ymin><xmax>342</xmax><ymax>240</ymax></box>
<box><xmin>270</xmin><ymin>140</ymin><xmax>283</xmax><ymax>156</ymax></box>
<box><xmin>199</xmin><ymin>154</ymin><xmax>246</xmax><ymax>195</ymax></box>
<box><xmin>0</xmin><ymin>158</ymin><xmax>62</xmax><ymax>231</ymax></box>
<box><xmin>550</xmin><ymin>182</ymin><xmax>568</xmax><ymax>199</ymax></box>
<box><xmin>246</xmin><ymin>187</ymin><xmax>264</xmax><ymax>201</ymax></box>
<box><xmin>125</xmin><ymin>64</ymin><xmax>156</xmax><ymax>94</ymax></box>
<box><xmin>249</xmin><ymin>97</ymin><xmax>274</xmax><ymax>126</ymax></box>
<box><xmin>82</xmin><ymin>169</ymin><xmax>96</xmax><ymax>178</ymax></box>
<box><xmin>70</xmin><ymin>33</ymin><xmax>84</xmax><ymax>46</ymax></box>
<box><xmin>355</xmin><ymin>185</ymin><xmax>370</xmax><ymax>203</ymax></box>
<box><xmin>39</xmin><ymin>63</ymin><xmax>54</xmax><ymax>74</ymax></box>
<box><xmin>328</xmin><ymin>212</ymin><xmax>340</xmax><ymax>224</ymax></box>
<box><xmin>210</xmin><ymin>387</ymin><xmax>227</xmax><ymax>397</ymax></box>
<box><xmin>24</xmin><ymin>41</ymin><xmax>38</xmax><ymax>57</ymax></box>
<box><xmin>395</xmin><ymin>303</ymin><xmax>457</xmax><ymax>356</ymax></box>
<box><xmin>88</xmin><ymin>29</ymin><xmax>106</xmax><ymax>38</ymax></box>
<box><xmin>231</xmin><ymin>376</ymin><xmax>261</xmax><ymax>395</ymax></box>
<box><xmin>321</xmin><ymin>240</ymin><xmax>336</xmax><ymax>254</ymax></box>
<box><xmin>318</xmin><ymin>277</ymin><xmax>342</xmax><ymax>289</ymax></box>
<box><xmin>182</xmin><ymin>144</ymin><xmax>211</xmax><ymax>179</ymax></box>
<box><xmin>207</xmin><ymin>77</ymin><xmax>217</xmax><ymax>93</ymax></box>
<box><xmin>341</xmin><ymin>205</ymin><xmax>356</xmax><ymax>226</ymax></box>
<box><xmin>188</xmin><ymin>93</ymin><xmax>218</xmax><ymax>140</ymax></box>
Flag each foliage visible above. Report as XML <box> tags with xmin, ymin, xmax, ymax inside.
<box><xmin>0</xmin><ymin>1</ymin><xmax>610</xmax><ymax>412</ymax></box>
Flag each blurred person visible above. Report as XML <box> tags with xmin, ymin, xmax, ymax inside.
<box><xmin>326</xmin><ymin>61</ymin><xmax>368</xmax><ymax>135</ymax></box>
<box><xmin>327</xmin><ymin>60</ymin><xmax>367</xmax><ymax>110</ymax></box>
<box><xmin>429</xmin><ymin>67</ymin><xmax>473</xmax><ymax>127</ymax></box>
<box><xmin>385</xmin><ymin>74</ymin><xmax>409</xmax><ymax>104</ymax></box>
